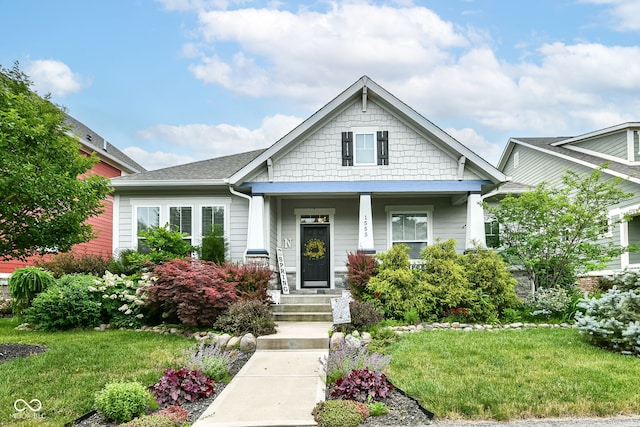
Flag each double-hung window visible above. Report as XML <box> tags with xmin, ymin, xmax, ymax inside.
<box><xmin>485</xmin><ymin>220</ymin><xmax>500</xmax><ymax>248</ymax></box>
<box><xmin>136</xmin><ymin>206</ymin><xmax>160</xmax><ymax>252</ymax></box>
<box><xmin>342</xmin><ymin>129</ymin><xmax>389</xmax><ymax>166</ymax></box>
<box><xmin>202</xmin><ymin>206</ymin><xmax>225</xmax><ymax>235</ymax></box>
<box><xmin>388</xmin><ymin>207</ymin><xmax>432</xmax><ymax>259</ymax></box>
<box><xmin>355</xmin><ymin>132</ymin><xmax>376</xmax><ymax>165</ymax></box>
<box><xmin>169</xmin><ymin>206</ymin><xmax>193</xmax><ymax>245</ymax></box>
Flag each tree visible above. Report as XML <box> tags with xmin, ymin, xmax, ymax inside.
<box><xmin>0</xmin><ymin>63</ymin><xmax>112</xmax><ymax>260</ymax></box>
<box><xmin>484</xmin><ymin>167</ymin><xmax>632</xmax><ymax>290</ymax></box>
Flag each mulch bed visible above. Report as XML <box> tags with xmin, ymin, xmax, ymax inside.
<box><xmin>0</xmin><ymin>343</ymin><xmax>47</xmax><ymax>364</ymax></box>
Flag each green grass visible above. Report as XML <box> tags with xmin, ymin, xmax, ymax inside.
<box><xmin>0</xmin><ymin>318</ymin><xmax>194</xmax><ymax>426</ymax></box>
<box><xmin>385</xmin><ymin>328</ymin><xmax>640</xmax><ymax>421</ymax></box>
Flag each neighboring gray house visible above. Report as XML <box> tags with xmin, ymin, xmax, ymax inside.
<box><xmin>496</xmin><ymin>122</ymin><xmax>640</xmax><ymax>273</ymax></box>
<box><xmin>112</xmin><ymin>76</ymin><xmax>507</xmax><ymax>290</ymax></box>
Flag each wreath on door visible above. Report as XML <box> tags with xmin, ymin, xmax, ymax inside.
<box><xmin>304</xmin><ymin>238</ymin><xmax>326</xmax><ymax>260</ymax></box>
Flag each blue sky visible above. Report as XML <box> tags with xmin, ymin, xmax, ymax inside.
<box><xmin>3</xmin><ymin>0</ymin><xmax>640</xmax><ymax>170</ymax></box>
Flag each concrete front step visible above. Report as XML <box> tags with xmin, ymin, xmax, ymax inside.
<box><xmin>280</xmin><ymin>294</ymin><xmax>337</xmax><ymax>305</ymax></box>
<box><xmin>273</xmin><ymin>312</ymin><xmax>333</xmax><ymax>322</ymax></box>
<box><xmin>257</xmin><ymin>321</ymin><xmax>331</xmax><ymax>350</ymax></box>
<box><xmin>272</xmin><ymin>303</ymin><xmax>332</xmax><ymax>313</ymax></box>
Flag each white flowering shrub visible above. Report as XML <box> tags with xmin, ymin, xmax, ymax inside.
<box><xmin>525</xmin><ymin>287</ymin><xmax>574</xmax><ymax>319</ymax></box>
<box><xmin>575</xmin><ymin>287</ymin><xmax>640</xmax><ymax>355</ymax></box>
<box><xmin>88</xmin><ymin>271</ymin><xmax>155</xmax><ymax>328</ymax></box>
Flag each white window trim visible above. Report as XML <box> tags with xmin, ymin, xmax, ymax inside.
<box><xmin>352</xmin><ymin>127</ymin><xmax>377</xmax><ymax>166</ymax></box>
<box><xmin>200</xmin><ymin>205</ymin><xmax>229</xmax><ymax>243</ymax></box>
<box><xmin>169</xmin><ymin>205</ymin><xmax>195</xmax><ymax>244</ymax></box>
<box><xmin>613</xmin><ymin>203</ymin><xmax>640</xmax><ymax>269</ymax></box>
<box><xmin>513</xmin><ymin>151</ymin><xmax>520</xmax><ymax>169</ymax></box>
<box><xmin>130</xmin><ymin>198</ymin><xmax>230</xmax><ymax>250</ymax></box>
<box><xmin>385</xmin><ymin>205</ymin><xmax>434</xmax><ymax>258</ymax></box>
<box><xmin>134</xmin><ymin>205</ymin><xmax>161</xmax><ymax>249</ymax></box>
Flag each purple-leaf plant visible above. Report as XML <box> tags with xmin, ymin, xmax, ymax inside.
<box><xmin>151</xmin><ymin>368</ymin><xmax>215</xmax><ymax>406</ymax></box>
<box><xmin>331</xmin><ymin>367</ymin><xmax>394</xmax><ymax>402</ymax></box>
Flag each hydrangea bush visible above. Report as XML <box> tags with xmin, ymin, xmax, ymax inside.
<box><xmin>89</xmin><ymin>271</ymin><xmax>154</xmax><ymax>328</ymax></box>
<box><xmin>575</xmin><ymin>287</ymin><xmax>640</xmax><ymax>355</ymax></box>
<box><xmin>525</xmin><ymin>286</ymin><xmax>574</xmax><ymax>318</ymax></box>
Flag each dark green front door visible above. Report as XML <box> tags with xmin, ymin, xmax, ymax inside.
<box><xmin>301</xmin><ymin>224</ymin><xmax>330</xmax><ymax>288</ymax></box>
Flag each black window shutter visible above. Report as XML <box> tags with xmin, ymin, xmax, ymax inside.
<box><xmin>377</xmin><ymin>131</ymin><xmax>389</xmax><ymax>165</ymax></box>
<box><xmin>342</xmin><ymin>132</ymin><xmax>353</xmax><ymax>166</ymax></box>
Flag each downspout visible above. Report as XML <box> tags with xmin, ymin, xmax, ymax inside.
<box><xmin>228</xmin><ymin>185</ymin><xmax>252</xmax><ymax>258</ymax></box>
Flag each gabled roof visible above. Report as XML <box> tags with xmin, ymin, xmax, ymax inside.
<box><xmin>112</xmin><ymin>149</ymin><xmax>265</xmax><ymax>188</ymax></box>
<box><xmin>113</xmin><ymin>76</ymin><xmax>508</xmax><ymax>191</ymax></box>
<box><xmin>229</xmin><ymin>76</ymin><xmax>507</xmax><ymax>185</ymax></box>
<box><xmin>66</xmin><ymin>115</ymin><xmax>146</xmax><ymax>174</ymax></box>
<box><xmin>498</xmin><ymin>124</ymin><xmax>640</xmax><ymax>185</ymax></box>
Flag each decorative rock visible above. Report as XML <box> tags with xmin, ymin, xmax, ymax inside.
<box><xmin>226</xmin><ymin>336</ymin><xmax>241</xmax><ymax>349</ymax></box>
<box><xmin>330</xmin><ymin>332</ymin><xmax>345</xmax><ymax>351</ymax></box>
<box><xmin>451</xmin><ymin>322</ymin><xmax>460</xmax><ymax>329</ymax></box>
<box><xmin>361</xmin><ymin>332</ymin><xmax>372</xmax><ymax>345</ymax></box>
<box><xmin>218</xmin><ymin>333</ymin><xmax>231</xmax><ymax>349</ymax></box>
<box><xmin>240</xmin><ymin>333</ymin><xmax>257</xmax><ymax>352</ymax></box>
<box><xmin>351</xmin><ymin>330</ymin><xmax>361</xmax><ymax>339</ymax></box>
<box><xmin>512</xmin><ymin>322</ymin><xmax>523</xmax><ymax>328</ymax></box>
<box><xmin>345</xmin><ymin>333</ymin><xmax>362</xmax><ymax>349</ymax></box>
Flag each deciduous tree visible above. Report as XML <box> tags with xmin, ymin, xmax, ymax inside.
<box><xmin>484</xmin><ymin>168</ymin><xmax>631</xmax><ymax>290</ymax></box>
<box><xmin>0</xmin><ymin>63</ymin><xmax>111</xmax><ymax>259</ymax></box>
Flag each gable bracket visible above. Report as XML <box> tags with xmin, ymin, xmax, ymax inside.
<box><xmin>457</xmin><ymin>156</ymin><xmax>466</xmax><ymax>180</ymax></box>
<box><xmin>267</xmin><ymin>158</ymin><xmax>274</xmax><ymax>182</ymax></box>
<box><xmin>362</xmin><ymin>86</ymin><xmax>368</xmax><ymax>112</ymax></box>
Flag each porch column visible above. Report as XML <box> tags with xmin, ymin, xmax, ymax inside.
<box><xmin>466</xmin><ymin>192</ymin><xmax>486</xmax><ymax>249</ymax></box>
<box><xmin>358</xmin><ymin>194</ymin><xmax>375</xmax><ymax>253</ymax></box>
<box><xmin>246</xmin><ymin>194</ymin><xmax>269</xmax><ymax>264</ymax></box>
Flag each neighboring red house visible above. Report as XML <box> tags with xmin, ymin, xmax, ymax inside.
<box><xmin>0</xmin><ymin>115</ymin><xmax>145</xmax><ymax>281</ymax></box>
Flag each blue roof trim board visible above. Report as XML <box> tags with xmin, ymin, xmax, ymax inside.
<box><xmin>242</xmin><ymin>180</ymin><xmax>491</xmax><ymax>194</ymax></box>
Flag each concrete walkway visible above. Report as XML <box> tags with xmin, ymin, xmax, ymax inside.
<box><xmin>192</xmin><ymin>322</ymin><xmax>332</xmax><ymax>427</ymax></box>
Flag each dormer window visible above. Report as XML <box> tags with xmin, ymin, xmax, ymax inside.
<box><xmin>342</xmin><ymin>129</ymin><xmax>389</xmax><ymax>166</ymax></box>
<box><xmin>355</xmin><ymin>132</ymin><xmax>376</xmax><ymax>165</ymax></box>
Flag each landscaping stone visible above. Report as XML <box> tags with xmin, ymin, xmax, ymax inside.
<box><xmin>217</xmin><ymin>333</ymin><xmax>231</xmax><ymax>348</ymax></box>
<box><xmin>330</xmin><ymin>332</ymin><xmax>345</xmax><ymax>350</ymax></box>
<box><xmin>239</xmin><ymin>333</ymin><xmax>257</xmax><ymax>352</ymax></box>
<box><xmin>345</xmin><ymin>333</ymin><xmax>362</xmax><ymax>349</ymax></box>
<box><xmin>226</xmin><ymin>336</ymin><xmax>240</xmax><ymax>349</ymax></box>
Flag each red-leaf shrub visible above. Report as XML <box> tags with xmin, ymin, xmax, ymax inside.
<box><xmin>147</xmin><ymin>259</ymin><xmax>238</xmax><ymax>327</ymax></box>
<box><xmin>331</xmin><ymin>368</ymin><xmax>394</xmax><ymax>402</ymax></box>
<box><xmin>151</xmin><ymin>368</ymin><xmax>215</xmax><ymax>406</ymax></box>
<box><xmin>346</xmin><ymin>252</ymin><xmax>377</xmax><ymax>298</ymax></box>
<box><xmin>221</xmin><ymin>262</ymin><xmax>273</xmax><ymax>301</ymax></box>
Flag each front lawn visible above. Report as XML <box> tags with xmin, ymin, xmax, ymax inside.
<box><xmin>0</xmin><ymin>318</ymin><xmax>193</xmax><ymax>426</ymax></box>
<box><xmin>385</xmin><ymin>327</ymin><xmax>640</xmax><ymax>421</ymax></box>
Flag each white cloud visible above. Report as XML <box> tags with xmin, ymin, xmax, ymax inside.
<box><xmin>123</xmin><ymin>146</ymin><xmax>196</xmax><ymax>171</ymax></box>
<box><xmin>446</xmin><ymin>127</ymin><xmax>503</xmax><ymax>165</ymax></box>
<box><xmin>162</xmin><ymin>1</ymin><xmax>640</xmax><ymax>164</ymax></box>
<box><xmin>26</xmin><ymin>59</ymin><xmax>89</xmax><ymax>97</ymax></box>
<box><xmin>190</xmin><ymin>3</ymin><xmax>468</xmax><ymax>100</ymax></box>
<box><xmin>580</xmin><ymin>0</ymin><xmax>640</xmax><ymax>31</ymax></box>
<box><xmin>134</xmin><ymin>114</ymin><xmax>302</xmax><ymax>168</ymax></box>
